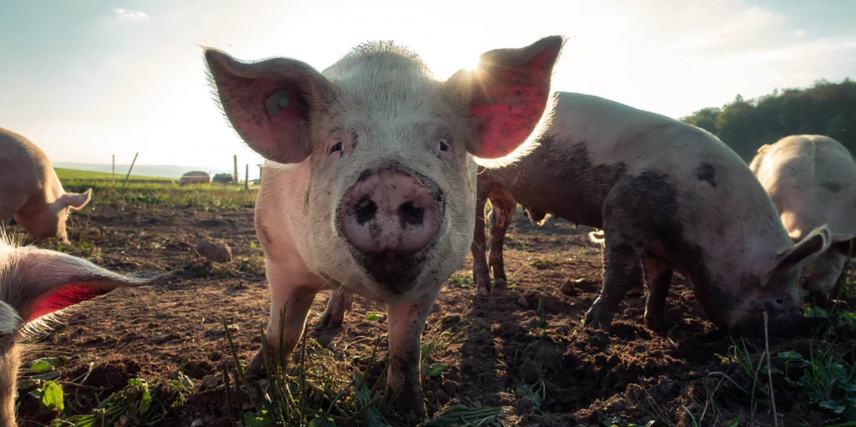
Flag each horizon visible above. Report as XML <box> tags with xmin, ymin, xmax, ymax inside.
<box><xmin>2</xmin><ymin>0</ymin><xmax>856</xmax><ymax>170</ymax></box>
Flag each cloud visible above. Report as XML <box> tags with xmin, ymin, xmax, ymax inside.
<box><xmin>112</xmin><ymin>8</ymin><xmax>149</xmax><ymax>21</ymax></box>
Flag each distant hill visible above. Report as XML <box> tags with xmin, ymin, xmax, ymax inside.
<box><xmin>53</xmin><ymin>162</ymin><xmax>259</xmax><ymax>180</ymax></box>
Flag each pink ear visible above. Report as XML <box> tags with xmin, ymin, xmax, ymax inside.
<box><xmin>2</xmin><ymin>244</ymin><xmax>153</xmax><ymax>323</ymax></box>
<box><xmin>205</xmin><ymin>49</ymin><xmax>334</xmax><ymax>164</ymax></box>
<box><xmin>23</xmin><ymin>283</ymin><xmax>111</xmax><ymax>322</ymax></box>
<box><xmin>62</xmin><ymin>188</ymin><xmax>92</xmax><ymax>210</ymax></box>
<box><xmin>448</xmin><ymin>36</ymin><xmax>564</xmax><ymax>159</ymax></box>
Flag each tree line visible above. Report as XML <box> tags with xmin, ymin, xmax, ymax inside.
<box><xmin>682</xmin><ymin>79</ymin><xmax>856</xmax><ymax>160</ymax></box>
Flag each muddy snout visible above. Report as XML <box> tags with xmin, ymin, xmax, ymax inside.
<box><xmin>338</xmin><ymin>167</ymin><xmax>442</xmax><ymax>290</ymax></box>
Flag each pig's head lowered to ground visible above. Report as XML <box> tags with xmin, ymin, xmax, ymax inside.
<box><xmin>0</xmin><ymin>128</ymin><xmax>93</xmax><ymax>244</ymax></box>
<box><xmin>205</xmin><ymin>37</ymin><xmax>562</xmax><ymax>415</ymax></box>
<box><xmin>751</xmin><ymin>134</ymin><xmax>856</xmax><ymax>305</ymax></box>
<box><xmin>0</xmin><ymin>237</ymin><xmax>151</xmax><ymax>427</ymax></box>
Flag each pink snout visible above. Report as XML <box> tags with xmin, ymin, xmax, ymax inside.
<box><xmin>339</xmin><ymin>167</ymin><xmax>441</xmax><ymax>255</ymax></box>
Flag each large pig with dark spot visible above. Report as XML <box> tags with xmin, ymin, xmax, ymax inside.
<box><xmin>0</xmin><ymin>237</ymin><xmax>150</xmax><ymax>427</ymax></box>
<box><xmin>204</xmin><ymin>37</ymin><xmax>562</xmax><ymax>415</ymax></box>
<box><xmin>473</xmin><ymin>92</ymin><xmax>830</xmax><ymax>334</ymax></box>
<box><xmin>0</xmin><ymin>128</ymin><xmax>92</xmax><ymax>244</ymax></box>
<box><xmin>750</xmin><ymin>135</ymin><xmax>856</xmax><ymax>305</ymax></box>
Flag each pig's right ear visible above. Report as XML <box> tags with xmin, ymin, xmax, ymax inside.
<box><xmin>445</xmin><ymin>36</ymin><xmax>564</xmax><ymax>159</ymax></box>
<box><xmin>6</xmin><ymin>247</ymin><xmax>153</xmax><ymax>324</ymax></box>
<box><xmin>204</xmin><ymin>49</ymin><xmax>335</xmax><ymax>164</ymax></box>
<box><xmin>768</xmin><ymin>225</ymin><xmax>832</xmax><ymax>281</ymax></box>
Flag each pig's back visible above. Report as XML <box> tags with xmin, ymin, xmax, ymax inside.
<box><xmin>488</xmin><ymin>93</ymin><xmax>771</xmax><ymax>233</ymax></box>
<box><xmin>0</xmin><ymin>128</ymin><xmax>47</xmax><ymax>200</ymax></box>
<box><xmin>753</xmin><ymin>135</ymin><xmax>856</xmax><ymax>241</ymax></box>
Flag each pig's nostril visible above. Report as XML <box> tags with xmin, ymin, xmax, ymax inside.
<box><xmin>354</xmin><ymin>197</ymin><xmax>377</xmax><ymax>225</ymax></box>
<box><xmin>398</xmin><ymin>202</ymin><xmax>425</xmax><ymax>226</ymax></box>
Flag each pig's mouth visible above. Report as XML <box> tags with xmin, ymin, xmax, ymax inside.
<box><xmin>352</xmin><ymin>250</ymin><xmax>430</xmax><ymax>294</ymax></box>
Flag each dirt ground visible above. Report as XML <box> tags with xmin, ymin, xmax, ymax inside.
<box><xmin>13</xmin><ymin>204</ymin><xmax>856</xmax><ymax>426</ymax></box>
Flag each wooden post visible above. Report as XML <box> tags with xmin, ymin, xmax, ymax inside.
<box><xmin>258</xmin><ymin>164</ymin><xmax>263</xmax><ymax>184</ymax></box>
<box><xmin>244</xmin><ymin>164</ymin><xmax>249</xmax><ymax>191</ymax></box>
<box><xmin>233</xmin><ymin>155</ymin><xmax>238</xmax><ymax>185</ymax></box>
<box><xmin>112</xmin><ymin>154</ymin><xmax>116</xmax><ymax>183</ymax></box>
<box><xmin>122</xmin><ymin>152</ymin><xmax>139</xmax><ymax>188</ymax></box>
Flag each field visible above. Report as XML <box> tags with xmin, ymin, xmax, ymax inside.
<box><xmin>11</xmin><ymin>173</ymin><xmax>856</xmax><ymax>426</ymax></box>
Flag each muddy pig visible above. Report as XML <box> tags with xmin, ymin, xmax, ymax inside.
<box><xmin>472</xmin><ymin>92</ymin><xmax>832</xmax><ymax>334</ymax></box>
<box><xmin>750</xmin><ymin>135</ymin><xmax>856</xmax><ymax>306</ymax></box>
<box><xmin>205</xmin><ymin>37</ymin><xmax>563</xmax><ymax>415</ymax></box>
<box><xmin>0</xmin><ymin>128</ymin><xmax>92</xmax><ymax>244</ymax></box>
<box><xmin>0</xmin><ymin>236</ymin><xmax>150</xmax><ymax>427</ymax></box>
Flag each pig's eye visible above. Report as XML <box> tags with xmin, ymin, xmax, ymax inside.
<box><xmin>437</xmin><ymin>138</ymin><xmax>451</xmax><ymax>153</ymax></box>
<box><xmin>329</xmin><ymin>141</ymin><xmax>343</xmax><ymax>156</ymax></box>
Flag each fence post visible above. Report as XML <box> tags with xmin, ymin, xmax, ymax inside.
<box><xmin>244</xmin><ymin>164</ymin><xmax>249</xmax><ymax>191</ymax></box>
<box><xmin>233</xmin><ymin>155</ymin><xmax>238</xmax><ymax>185</ymax></box>
<box><xmin>122</xmin><ymin>152</ymin><xmax>139</xmax><ymax>188</ymax></box>
<box><xmin>112</xmin><ymin>154</ymin><xmax>116</xmax><ymax>183</ymax></box>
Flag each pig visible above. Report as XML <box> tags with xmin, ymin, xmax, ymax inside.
<box><xmin>469</xmin><ymin>92</ymin><xmax>832</xmax><ymax>334</ymax></box>
<box><xmin>204</xmin><ymin>37</ymin><xmax>563</xmax><ymax>415</ymax></box>
<box><xmin>0</xmin><ymin>128</ymin><xmax>92</xmax><ymax>244</ymax></box>
<box><xmin>0</xmin><ymin>236</ymin><xmax>149</xmax><ymax>427</ymax></box>
<box><xmin>750</xmin><ymin>135</ymin><xmax>856</xmax><ymax>305</ymax></box>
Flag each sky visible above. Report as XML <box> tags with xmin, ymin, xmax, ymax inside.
<box><xmin>1</xmin><ymin>0</ymin><xmax>855</xmax><ymax>171</ymax></box>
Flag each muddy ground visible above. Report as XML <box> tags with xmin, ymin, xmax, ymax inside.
<box><xmin>13</xmin><ymin>203</ymin><xmax>856</xmax><ymax>426</ymax></box>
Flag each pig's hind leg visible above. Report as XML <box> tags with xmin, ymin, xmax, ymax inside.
<box><xmin>471</xmin><ymin>180</ymin><xmax>492</xmax><ymax>294</ymax></box>
<box><xmin>317</xmin><ymin>287</ymin><xmax>353</xmax><ymax>329</ymax></box>
<box><xmin>487</xmin><ymin>186</ymin><xmax>516</xmax><ymax>287</ymax></box>
<box><xmin>584</xmin><ymin>180</ymin><xmax>656</xmax><ymax>330</ymax></box>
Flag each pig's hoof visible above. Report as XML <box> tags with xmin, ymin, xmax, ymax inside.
<box><xmin>644</xmin><ymin>315</ymin><xmax>666</xmax><ymax>333</ymax></box>
<box><xmin>244</xmin><ymin>350</ymin><xmax>267</xmax><ymax>380</ymax></box>
<box><xmin>391</xmin><ymin>391</ymin><xmax>426</xmax><ymax>419</ymax></box>
<box><xmin>317</xmin><ymin>310</ymin><xmax>344</xmax><ymax>330</ymax></box>
<box><xmin>583</xmin><ymin>305</ymin><xmax>613</xmax><ymax>330</ymax></box>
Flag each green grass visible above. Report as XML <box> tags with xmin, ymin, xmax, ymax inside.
<box><xmin>56</xmin><ymin>167</ymin><xmax>256</xmax><ymax>210</ymax></box>
<box><xmin>55</xmin><ymin>167</ymin><xmax>169</xmax><ymax>182</ymax></box>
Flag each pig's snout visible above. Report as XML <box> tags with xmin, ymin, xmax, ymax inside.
<box><xmin>340</xmin><ymin>167</ymin><xmax>441</xmax><ymax>254</ymax></box>
<box><xmin>338</xmin><ymin>167</ymin><xmax>442</xmax><ymax>290</ymax></box>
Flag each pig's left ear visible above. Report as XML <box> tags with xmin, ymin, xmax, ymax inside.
<box><xmin>770</xmin><ymin>225</ymin><xmax>832</xmax><ymax>278</ymax></box>
<box><xmin>61</xmin><ymin>188</ymin><xmax>92</xmax><ymax>211</ymax></box>
<box><xmin>446</xmin><ymin>36</ymin><xmax>564</xmax><ymax>159</ymax></box>
<box><xmin>6</xmin><ymin>246</ymin><xmax>152</xmax><ymax>323</ymax></box>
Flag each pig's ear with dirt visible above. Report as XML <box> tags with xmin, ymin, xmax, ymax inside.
<box><xmin>60</xmin><ymin>188</ymin><xmax>92</xmax><ymax>211</ymax></box>
<box><xmin>204</xmin><ymin>48</ymin><xmax>336</xmax><ymax>164</ymax></box>
<box><xmin>445</xmin><ymin>36</ymin><xmax>564</xmax><ymax>159</ymax></box>
<box><xmin>769</xmin><ymin>225</ymin><xmax>832</xmax><ymax>280</ymax></box>
<box><xmin>6</xmin><ymin>246</ymin><xmax>153</xmax><ymax>324</ymax></box>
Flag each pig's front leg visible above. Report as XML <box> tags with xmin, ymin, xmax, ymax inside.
<box><xmin>317</xmin><ymin>287</ymin><xmax>353</xmax><ymax>329</ymax></box>
<box><xmin>248</xmin><ymin>263</ymin><xmax>323</xmax><ymax>375</ymax></box>
<box><xmin>641</xmin><ymin>255</ymin><xmax>673</xmax><ymax>332</ymax></box>
<box><xmin>386</xmin><ymin>298</ymin><xmax>434</xmax><ymax>417</ymax></box>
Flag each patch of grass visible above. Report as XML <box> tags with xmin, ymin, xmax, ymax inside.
<box><xmin>222</xmin><ymin>318</ymin><xmax>505</xmax><ymax>426</ymax></box>
<box><xmin>530</xmin><ymin>257</ymin><xmax>561</xmax><ymax>270</ymax></box>
<box><xmin>447</xmin><ymin>272</ymin><xmax>473</xmax><ymax>288</ymax></box>
<box><xmin>63</xmin><ymin>180</ymin><xmax>256</xmax><ymax>210</ymax></box>
<box><xmin>779</xmin><ymin>347</ymin><xmax>856</xmax><ymax>418</ymax></box>
<box><xmin>55</xmin><ymin>168</ymin><xmax>169</xmax><ymax>182</ymax></box>
<box><xmin>17</xmin><ymin>356</ymin><xmax>193</xmax><ymax>426</ymax></box>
